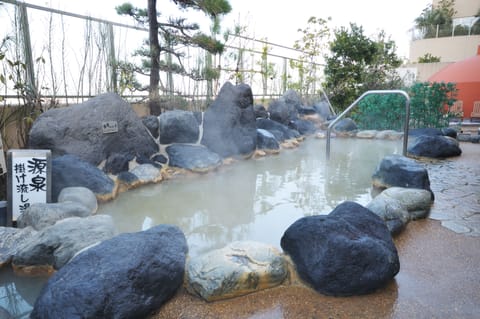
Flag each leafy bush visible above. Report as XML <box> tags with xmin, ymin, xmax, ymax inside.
<box><xmin>418</xmin><ymin>53</ymin><xmax>441</xmax><ymax>63</ymax></box>
<box><xmin>352</xmin><ymin>82</ymin><xmax>457</xmax><ymax>130</ymax></box>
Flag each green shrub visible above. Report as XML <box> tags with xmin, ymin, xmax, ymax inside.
<box><xmin>352</xmin><ymin>82</ymin><xmax>457</xmax><ymax>130</ymax></box>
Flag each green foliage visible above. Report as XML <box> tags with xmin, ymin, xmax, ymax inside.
<box><xmin>418</xmin><ymin>53</ymin><xmax>441</xmax><ymax>63</ymax></box>
<box><xmin>323</xmin><ymin>24</ymin><xmax>402</xmax><ymax>112</ymax></box>
<box><xmin>191</xmin><ymin>33</ymin><xmax>225</xmax><ymax>54</ymax></box>
<box><xmin>115</xmin><ymin>0</ymin><xmax>231</xmax><ymax>102</ymax></box>
<box><xmin>257</xmin><ymin>42</ymin><xmax>276</xmax><ymax>96</ymax></box>
<box><xmin>290</xmin><ymin>16</ymin><xmax>330</xmax><ymax>95</ymax></box>
<box><xmin>409</xmin><ymin>82</ymin><xmax>457</xmax><ymax>128</ymax></box>
<box><xmin>414</xmin><ymin>0</ymin><xmax>456</xmax><ymax>38</ymax></box>
<box><xmin>352</xmin><ymin>82</ymin><xmax>458</xmax><ymax>130</ymax></box>
<box><xmin>352</xmin><ymin>94</ymin><xmax>407</xmax><ymax>130</ymax></box>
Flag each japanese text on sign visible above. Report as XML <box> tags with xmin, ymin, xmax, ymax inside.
<box><xmin>8</xmin><ymin>150</ymin><xmax>51</xmax><ymax>221</ymax></box>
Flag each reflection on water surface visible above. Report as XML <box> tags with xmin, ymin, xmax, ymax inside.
<box><xmin>99</xmin><ymin>138</ymin><xmax>403</xmax><ymax>256</ymax></box>
<box><xmin>0</xmin><ymin>137</ymin><xmax>402</xmax><ymax>317</ymax></box>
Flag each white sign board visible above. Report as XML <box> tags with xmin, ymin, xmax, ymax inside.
<box><xmin>102</xmin><ymin>121</ymin><xmax>118</xmax><ymax>134</ymax></box>
<box><xmin>7</xmin><ymin>149</ymin><xmax>51</xmax><ymax>222</ymax></box>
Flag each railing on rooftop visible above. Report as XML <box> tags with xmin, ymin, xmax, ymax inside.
<box><xmin>411</xmin><ymin>19</ymin><xmax>480</xmax><ymax>41</ymax></box>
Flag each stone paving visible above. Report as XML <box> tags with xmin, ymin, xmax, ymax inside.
<box><xmin>426</xmin><ymin>142</ymin><xmax>480</xmax><ymax>236</ymax></box>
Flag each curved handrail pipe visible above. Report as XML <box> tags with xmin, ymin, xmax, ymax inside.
<box><xmin>326</xmin><ymin>90</ymin><xmax>410</xmax><ymax>160</ymax></box>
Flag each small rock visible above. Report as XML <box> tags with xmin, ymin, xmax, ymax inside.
<box><xmin>187</xmin><ymin>241</ymin><xmax>288</xmax><ymax>301</ymax></box>
<box><xmin>166</xmin><ymin>144</ymin><xmax>222</xmax><ymax>172</ymax></box>
<box><xmin>356</xmin><ymin>130</ymin><xmax>378</xmax><ymax>139</ymax></box>
<box><xmin>130</xmin><ymin>163</ymin><xmax>162</xmax><ymax>184</ymax></box>
<box><xmin>57</xmin><ymin>187</ymin><xmax>98</xmax><ymax>214</ymax></box>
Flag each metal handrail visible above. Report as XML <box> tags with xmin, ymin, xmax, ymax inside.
<box><xmin>326</xmin><ymin>90</ymin><xmax>410</xmax><ymax>160</ymax></box>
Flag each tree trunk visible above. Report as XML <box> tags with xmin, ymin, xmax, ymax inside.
<box><xmin>148</xmin><ymin>0</ymin><xmax>161</xmax><ymax>115</ymax></box>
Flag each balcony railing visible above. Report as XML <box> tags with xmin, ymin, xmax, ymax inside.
<box><xmin>411</xmin><ymin>19</ymin><xmax>480</xmax><ymax>40</ymax></box>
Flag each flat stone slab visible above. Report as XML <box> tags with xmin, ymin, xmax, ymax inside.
<box><xmin>186</xmin><ymin>241</ymin><xmax>288</xmax><ymax>301</ymax></box>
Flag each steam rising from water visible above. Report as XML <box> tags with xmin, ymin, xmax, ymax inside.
<box><xmin>98</xmin><ymin>138</ymin><xmax>402</xmax><ymax>256</ymax></box>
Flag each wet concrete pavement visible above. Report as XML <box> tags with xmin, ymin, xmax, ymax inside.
<box><xmin>428</xmin><ymin>142</ymin><xmax>480</xmax><ymax>236</ymax></box>
<box><xmin>152</xmin><ymin>142</ymin><xmax>480</xmax><ymax>319</ymax></box>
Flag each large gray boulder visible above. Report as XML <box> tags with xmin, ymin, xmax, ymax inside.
<box><xmin>166</xmin><ymin>144</ymin><xmax>222</xmax><ymax>172</ymax></box>
<box><xmin>186</xmin><ymin>241</ymin><xmax>288</xmax><ymax>301</ymax></box>
<box><xmin>31</xmin><ymin>224</ymin><xmax>187</xmax><ymax>319</ymax></box>
<box><xmin>201</xmin><ymin>82</ymin><xmax>257</xmax><ymax>158</ymax></box>
<box><xmin>372</xmin><ymin>154</ymin><xmax>434</xmax><ymax>200</ymax></box>
<box><xmin>159</xmin><ymin>110</ymin><xmax>201</xmax><ymax>144</ymax></box>
<box><xmin>28</xmin><ymin>93</ymin><xmax>158</xmax><ymax>166</ymax></box>
<box><xmin>0</xmin><ymin>226</ymin><xmax>36</xmax><ymax>267</ymax></box>
<box><xmin>16</xmin><ymin>202</ymin><xmax>92</xmax><ymax>231</ymax></box>
<box><xmin>281</xmin><ymin>201</ymin><xmax>399</xmax><ymax>296</ymax></box>
<box><xmin>12</xmin><ymin>215</ymin><xmax>116</xmax><ymax>275</ymax></box>
<box><xmin>408</xmin><ymin>135</ymin><xmax>462</xmax><ymax>158</ymax></box>
<box><xmin>52</xmin><ymin>155</ymin><xmax>115</xmax><ymax>202</ymax></box>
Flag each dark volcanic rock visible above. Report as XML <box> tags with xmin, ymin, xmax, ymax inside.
<box><xmin>408</xmin><ymin>135</ymin><xmax>462</xmax><ymax>158</ymax></box>
<box><xmin>254</xmin><ymin>105</ymin><xmax>269</xmax><ymax>119</ymax></box>
<box><xmin>281</xmin><ymin>201</ymin><xmax>399</xmax><ymax>296</ymax></box>
<box><xmin>333</xmin><ymin>118</ymin><xmax>358</xmax><ymax>132</ymax></box>
<box><xmin>31</xmin><ymin>224</ymin><xmax>187</xmax><ymax>319</ymax></box>
<box><xmin>166</xmin><ymin>144</ymin><xmax>222</xmax><ymax>172</ymax></box>
<box><xmin>201</xmin><ymin>82</ymin><xmax>257</xmax><ymax>158</ymax></box>
<box><xmin>256</xmin><ymin>118</ymin><xmax>300</xmax><ymax>141</ymax></box>
<box><xmin>159</xmin><ymin>110</ymin><xmax>200</xmax><ymax>144</ymax></box>
<box><xmin>52</xmin><ymin>155</ymin><xmax>115</xmax><ymax>202</ymax></box>
<box><xmin>104</xmin><ymin>152</ymin><xmax>134</xmax><ymax>175</ymax></box>
<box><xmin>290</xmin><ymin>119</ymin><xmax>316</xmax><ymax>135</ymax></box>
<box><xmin>372</xmin><ymin>154</ymin><xmax>434</xmax><ymax>200</ymax></box>
<box><xmin>268</xmin><ymin>98</ymin><xmax>298</xmax><ymax>125</ymax></box>
<box><xmin>28</xmin><ymin>93</ymin><xmax>158</xmax><ymax>166</ymax></box>
<box><xmin>256</xmin><ymin>129</ymin><xmax>280</xmax><ymax>150</ymax></box>
<box><xmin>142</xmin><ymin>115</ymin><xmax>160</xmax><ymax>139</ymax></box>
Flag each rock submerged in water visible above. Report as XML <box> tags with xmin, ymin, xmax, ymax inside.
<box><xmin>186</xmin><ymin>241</ymin><xmax>288</xmax><ymax>301</ymax></box>
<box><xmin>31</xmin><ymin>224</ymin><xmax>187</xmax><ymax>319</ymax></box>
<box><xmin>281</xmin><ymin>201</ymin><xmax>399</xmax><ymax>296</ymax></box>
